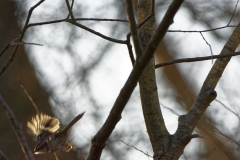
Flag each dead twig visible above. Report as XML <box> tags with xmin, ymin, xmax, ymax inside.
<box><xmin>120</xmin><ymin>140</ymin><xmax>153</xmax><ymax>158</ymax></box>
<box><xmin>0</xmin><ymin>95</ymin><xmax>34</xmax><ymax>160</ymax></box>
<box><xmin>155</xmin><ymin>51</ymin><xmax>240</xmax><ymax>68</ymax></box>
<box><xmin>200</xmin><ymin>32</ymin><xmax>213</xmax><ymax>63</ymax></box>
<box><xmin>0</xmin><ymin>150</ymin><xmax>8</xmax><ymax>160</ymax></box>
<box><xmin>20</xmin><ymin>85</ymin><xmax>40</xmax><ymax>114</ymax></box>
<box><xmin>0</xmin><ymin>0</ymin><xmax>46</xmax><ymax>76</ymax></box>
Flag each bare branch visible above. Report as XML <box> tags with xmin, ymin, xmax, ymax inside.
<box><xmin>227</xmin><ymin>0</ymin><xmax>239</xmax><ymax>26</ymax></box>
<box><xmin>138</xmin><ymin>13</ymin><xmax>155</xmax><ymax>29</ymax></box>
<box><xmin>160</xmin><ymin>103</ymin><xmax>180</xmax><ymax>116</ymax></box>
<box><xmin>21</xmin><ymin>85</ymin><xmax>40</xmax><ymax>114</ymax></box>
<box><xmin>126</xmin><ymin>0</ymin><xmax>143</xmax><ymax>57</ymax></box>
<box><xmin>127</xmin><ymin>0</ymin><xmax>155</xmax><ymax>37</ymax></box>
<box><xmin>75</xmin><ymin>18</ymin><xmax>128</xmax><ymax>22</ymax></box>
<box><xmin>126</xmin><ymin>33</ymin><xmax>135</xmax><ymax>65</ymax></box>
<box><xmin>0</xmin><ymin>95</ymin><xmax>34</xmax><ymax>160</ymax></box>
<box><xmin>0</xmin><ymin>32</ymin><xmax>21</xmax><ymax>58</ymax></box>
<box><xmin>27</xmin><ymin>18</ymin><xmax>128</xmax><ymax>44</ymax></box>
<box><xmin>168</xmin><ymin>25</ymin><xmax>238</xmax><ymax>33</ymax></box>
<box><xmin>65</xmin><ymin>0</ymin><xmax>75</xmax><ymax>20</ymax></box>
<box><xmin>215</xmin><ymin>98</ymin><xmax>240</xmax><ymax>120</ymax></box>
<box><xmin>200</xmin><ymin>32</ymin><xmax>213</xmax><ymax>63</ymax></box>
<box><xmin>190</xmin><ymin>134</ymin><xmax>204</xmax><ymax>139</ymax></box>
<box><xmin>0</xmin><ymin>151</ymin><xmax>8</xmax><ymax>160</ymax></box>
<box><xmin>54</xmin><ymin>152</ymin><xmax>59</xmax><ymax>160</ymax></box>
<box><xmin>138</xmin><ymin>0</ymin><xmax>155</xmax><ymax>29</ymax></box>
<box><xmin>0</xmin><ymin>0</ymin><xmax>45</xmax><ymax>76</ymax></box>
<box><xmin>87</xmin><ymin>0</ymin><xmax>183</xmax><ymax>159</ymax></box>
<box><xmin>120</xmin><ymin>140</ymin><xmax>153</xmax><ymax>158</ymax></box>
<box><xmin>155</xmin><ymin>51</ymin><xmax>240</xmax><ymax>68</ymax></box>
<box><xmin>67</xmin><ymin>0</ymin><xmax>75</xmax><ymax>19</ymax></box>
<box><xmin>213</xmin><ymin>127</ymin><xmax>240</xmax><ymax>148</ymax></box>
<box><xmin>10</xmin><ymin>42</ymin><xmax>43</xmax><ymax>46</ymax></box>
<box><xmin>66</xmin><ymin>19</ymin><xmax>127</xmax><ymax>44</ymax></box>
<box><xmin>168</xmin><ymin>0</ymin><xmax>239</xmax><ymax>34</ymax></box>
<box><xmin>161</xmin><ymin>21</ymin><xmax>240</xmax><ymax>160</ymax></box>
<box><xmin>125</xmin><ymin>0</ymin><xmax>155</xmax><ymax>64</ymax></box>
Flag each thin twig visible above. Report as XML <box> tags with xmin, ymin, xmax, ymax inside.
<box><xmin>126</xmin><ymin>0</ymin><xmax>155</xmax><ymax>63</ymax></box>
<box><xmin>120</xmin><ymin>140</ymin><xmax>153</xmax><ymax>158</ymax></box>
<box><xmin>65</xmin><ymin>0</ymin><xmax>75</xmax><ymax>20</ymax></box>
<box><xmin>70</xmin><ymin>0</ymin><xmax>75</xmax><ymax>10</ymax></box>
<box><xmin>227</xmin><ymin>0</ymin><xmax>239</xmax><ymax>26</ymax></box>
<box><xmin>0</xmin><ymin>150</ymin><xmax>8</xmax><ymax>160</ymax></box>
<box><xmin>183</xmin><ymin>153</ymin><xmax>188</xmax><ymax>160</ymax></box>
<box><xmin>126</xmin><ymin>0</ymin><xmax>143</xmax><ymax>57</ymax></box>
<box><xmin>27</xmin><ymin>18</ymin><xmax>127</xmax><ymax>44</ymax></box>
<box><xmin>168</xmin><ymin>25</ymin><xmax>238</xmax><ymax>33</ymax></box>
<box><xmin>10</xmin><ymin>42</ymin><xmax>43</xmax><ymax>47</ymax></box>
<box><xmin>215</xmin><ymin>99</ymin><xmax>240</xmax><ymax>120</ymax></box>
<box><xmin>66</xmin><ymin>19</ymin><xmax>127</xmax><ymax>44</ymax></box>
<box><xmin>127</xmin><ymin>0</ymin><xmax>155</xmax><ymax>36</ymax></box>
<box><xmin>0</xmin><ymin>95</ymin><xmax>34</xmax><ymax>160</ymax></box>
<box><xmin>75</xmin><ymin>18</ymin><xmax>128</xmax><ymax>22</ymax></box>
<box><xmin>155</xmin><ymin>51</ymin><xmax>240</xmax><ymax>68</ymax></box>
<box><xmin>160</xmin><ymin>103</ymin><xmax>180</xmax><ymax>116</ymax></box>
<box><xmin>138</xmin><ymin>0</ymin><xmax>155</xmax><ymax>29</ymax></box>
<box><xmin>53</xmin><ymin>152</ymin><xmax>59</xmax><ymax>160</ymax></box>
<box><xmin>138</xmin><ymin>13</ymin><xmax>155</xmax><ymax>29</ymax></box>
<box><xmin>0</xmin><ymin>0</ymin><xmax>45</xmax><ymax>76</ymax></box>
<box><xmin>21</xmin><ymin>85</ymin><xmax>40</xmax><ymax>114</ymax></box>
<box><xmin>27</xmin><ymin>17</ymin><xmax>127</xmax><ymax>43</ymax></box>
<box><xmin>200</xmin><ymin>32</ymin><xmax>213</xmax><ymax>63</ymax></box>
<box><xmin>168</xmin><ymin>0</ymin><xmax>239</xmax><ymax>34</ymax></box>
<box><xmin>27</xmin><ymin>19</ymin><xmax>65</xmax><ymax>27</ymax></box>
<box><xmin>0</xmin><ymin>32</ymin><xmax>21</xmax><ymax>57</ymax></box>
<box><xmin>67</xmin><ymin>0</ymin><xmax>75</xmax><ymax>19</ymax></box>
<box><xmin>126</xmin><ymin>33</ymin><xmax>135</xmax><ymax>65</ymax></box>
<box><xmin>213</xmin><ymin>127</ymin><xmax>240</xmax><ymax>148</ymax></box>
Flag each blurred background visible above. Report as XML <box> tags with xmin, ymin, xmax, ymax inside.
<box><xmin>0</xmin><ymin>0</ymin><xmax>240</xmax><ymax>159</ymax></box>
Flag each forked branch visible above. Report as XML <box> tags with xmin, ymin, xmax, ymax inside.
<box><xmin>87</xmin><ymin>0</ymin><xmax>184</xmax><ymax>159</ymax></box>
<box><xmin>159</xmin><ymin>21</ymin><xmax>240</xmax><ymax>160</ymax></box>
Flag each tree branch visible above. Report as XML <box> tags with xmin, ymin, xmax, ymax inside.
<box><xmin>0</xmin><ymin>0</ymin><xmax>45</xmax><ymax>76</ymax></box>
<box><xmin>168</xmin><ymin>25</ymin><xmax>238</xmax><ymax>33</ymax></box>
<box><xmin>87</xmin><ymin>0</ymin><xmax>183</xmax><ymax>159</ymax></box>
<box><xmin>199</xmin><ymin>32</ymin><xmax>213</xmax><ymax>62</ymax></box>
<box><xmin>65</xmin><ymin>0</ymin><xmax>75</xmax><ymax>21</ymax></box>
<box><xmin>227</xmin><ymin>0</ymin><xmax>239</xmax><ymax>26</ymax></box>
<box><xmin>120</xmin><ymin>140</ymin><xmax>153</xmax><ymax>158</ymax></box>
<box><xmin>66</xmin><ymin>19</ymin><xmax>127</xmax><ymax>44</ymax></box>
<box><xmin>155</xmin><ymin>51</ymin><xmax>240</xmax><ymax>68</ymax></box>
<box><xmin>0</xmin><ymin>32</ymin><xmax>21</xmax><ymax>58</ymax></box>
<box><xmin>0</xmin><ymin>95</ymin><xmax>34</xmax><ymax>160</ymax></box>
<box><xmin>74</xmin><ymin>18</ymin><xmax>128</xmax><ymax>22</ymax></box>
<box><xmin>126</xmin><ymin>0</ymin><xmax>143</xmax><ymax>57</ymax></box>
<box><xmin>138</xmin><ymin>0</ymin><xmax>169</xmax><ymax>157</ymax></box>
<box><xmin>161</xmin><ymin>21</ymin><xmax>240</xmax><ymax>160</ymax></box>
<box><xmin>0</xmin><ymin>151</ymin><xmax>8</xmax><ymax>160</ymax></box>
<box><xmin>126</xmin><ymin>33</ymin><xmax>135</xmax><ymax>65</ymax></box>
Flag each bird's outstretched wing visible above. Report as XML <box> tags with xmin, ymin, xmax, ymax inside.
<box><xmin>27</xmin><ymin>113</ymin><xmax>60</xmax><ymax>140</ymax></box>
<box><xmin>56</xmin><ymin>111</ymin><xmax>85</xmax><ymax>137</ymax></box>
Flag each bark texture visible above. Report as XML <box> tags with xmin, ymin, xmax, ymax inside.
<box><xmin>159</xmin><ymin>22</ymin><xmax>240</xmax><ymax>160</ymax></box>
<box><xmin>138</xmin><ymin>0</ymin><xmax>170</xmax><ymax>155</ymax></box>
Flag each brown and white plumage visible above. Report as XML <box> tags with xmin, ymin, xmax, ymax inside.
<box><xmin>27</xmin><ymin>111</ymin><xmax>85</xmax><ymax>154</ymax></box>
<box><xmin>27</xmin><ymin>113</ymin><xmax>60</xmax><ymax>141</ymax></box>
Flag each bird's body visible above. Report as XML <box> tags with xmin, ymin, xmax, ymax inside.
<box><xmin>27</xmin><ymin>111</ymin><xmax>85</xmax><ymax>154</ymax></box>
